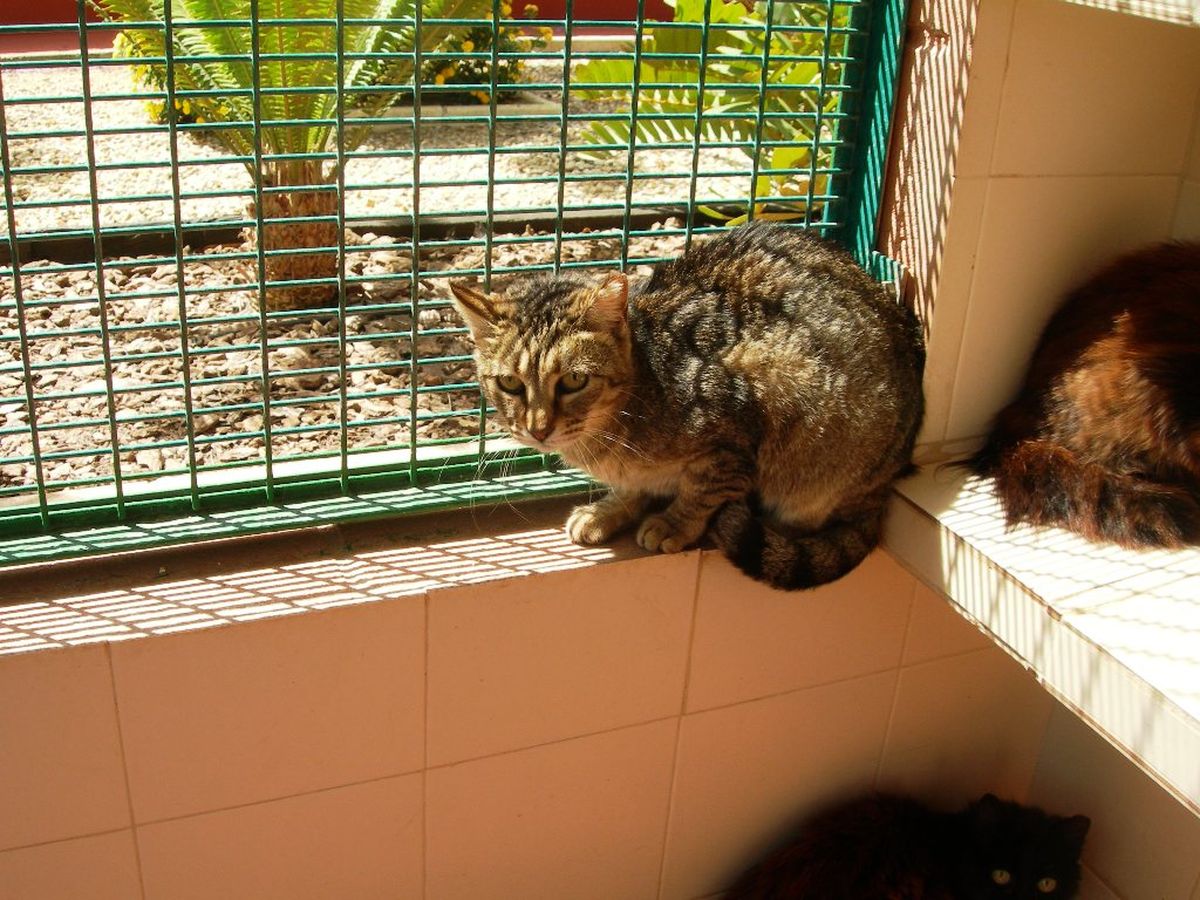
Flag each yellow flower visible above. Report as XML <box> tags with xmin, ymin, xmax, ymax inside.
<box><xmin>440</xmin><ymin>65</ymin><xmax>456</xmax><ymax>79</ymax></box>
<box><xmin>180</xmin><ymin>99</ymin><xmax>191</xmax><ymax>115</ymax></box>
<box><xmin>435</xmin><ymin>74</ymin><xmax>446</xmax><ymax>85</ymax></box>
<box><xmin>539</xmin><ymin>26</ymin><xmax>553</xmax><ymax>40</ymax></box>
<box><xmin>461</xmin><ymin>40</ymin><xmax>474</xmax><ymax>52</ymax></box>
<box><xmin>195</xmin><ymin>115</ymin><xmax>206</xmax><ymax>124</ymax></box>
<box><xmin>500</xmin><ymin>2</ymin><xmax>512</xmax><ymax>15</ymax></box>
<box><xmin>524</xmin><ymin>3</ymin><xmax>538</xmax><ymax>15</ymax></box>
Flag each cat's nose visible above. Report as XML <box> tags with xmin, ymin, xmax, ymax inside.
<box><xmin>528</xmin><ymin>424</ymin><xmax>553</xmax><ymax>442</ymax></box>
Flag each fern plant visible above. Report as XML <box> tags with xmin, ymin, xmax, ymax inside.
<box><xmin>573</xmin><ymin>0</ymin><xmax>847</xmax><ymax>224</ymax></box>
<box><xmin>92</xmin><ymin>0</ymin><xmax>483</xmax><ymax>309</ymax></box>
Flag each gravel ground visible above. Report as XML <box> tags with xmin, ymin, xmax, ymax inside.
<box><xmin>0</xmin><ymin>57</ymin><xmax>730</xmax><ymax>497</ymax></box>
<box><xmin>1</xmin><ymin>61</ymin><xmax>753</xmax><ymax>236</ymax></box>
<box><xmin>0</xmin><ymin>222</ymin><xmax>690</xmax><ymax>493</ymax></box>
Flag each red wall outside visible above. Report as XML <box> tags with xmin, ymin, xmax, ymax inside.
<box><xmin>1</xmin><ymin>0</ymin><xmax>667</xmax><ymax>26</ymax></box>
<box><xmin>3</xmin><ymin>0</ymin><xmax>100</xmax><ymax>25</ymax></box>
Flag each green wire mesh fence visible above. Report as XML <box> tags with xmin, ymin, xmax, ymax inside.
<box><xmin>0</xmin><ymin>0</ymin><xmax>906</xmax><ymax>564</ymax></box>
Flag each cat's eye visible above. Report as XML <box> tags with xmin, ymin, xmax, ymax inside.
<box><xmin>1036</xmin><ymin>877</ymin><xmax>1058</xmax><ymax>893</ymax></box>
<box><xmin>495</xmin><ymin>374</ymin><xmax>524</xmax><ymax>395</ymax></box>
<box><xmin>991</xmin><ymin>869</ymin><xmax>1012</xmax><ymax>885</ymax></box>
<box><xmin>558</xmin><ymin>372</ymin><xmax>589</xmax><ymax>393</ymax></box>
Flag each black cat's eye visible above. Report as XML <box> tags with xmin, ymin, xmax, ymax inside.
<box><xmin>558</xmin><ymin>372</ymin><xmax>589</xmax><ymax>394</ymax></box>
<box><xmin>1036</xmin><ymin>877</ymin><xmax>1058</xmax><ymax>893</ymax></box>
<box><xmin>495</xmin><ymin>374</ymin><xmax>524</xmax><ymax>395</ymax></box>
<box><xmin>991</xmin><ymin>869</ymin><xmax>1012</xmax><ymax>886</ymax></box>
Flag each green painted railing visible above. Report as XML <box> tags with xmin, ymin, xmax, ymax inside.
<box><xmin>0</xmin><ymin>0</ymin><xmax>907</xmax><ymax>565</ymax></box>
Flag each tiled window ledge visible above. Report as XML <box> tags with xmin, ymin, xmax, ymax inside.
<box><xmin>4</xmin><ymin>466</ymin><xmax>1196</xmax><ymax>823</ymax></box>
<box><xmin>884</xmin><ymin>466</ymin><xmax>1200</xmax><ymax>817</ymax></box>
<box><xmin>0</xmin><ymin>499</ymin><xmax>629</xmax><ymax>653</ymax></box>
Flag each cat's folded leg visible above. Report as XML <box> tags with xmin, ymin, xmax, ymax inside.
<box><xmin>566</xmin><ymin>488</ymin><xmax>651</xmax><ymax>545</ymax></box>
<box><xmin>637</xmin><ymin>450</ymin><xmax>754</xmax><ymax>554</ymax></box>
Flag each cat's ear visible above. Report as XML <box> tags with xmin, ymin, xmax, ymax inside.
<box><xmin>1061</xmin><ymin>815</ymin><xmax>1091</xmax><ymax>849</ymax></box>
<box><xmin>449</xmin><ymin>282</ymin><xmax>509</xmax><ymax>345</ymax></box>
<box><xmin>582</xmin><ymin>273</ymin><xmax>629</xmax><ymax>333</ymax></box>
<box><xmin>970</xmin><ymin>793</ymin><xmax>1004</xmax><ymax>829</ymax></box>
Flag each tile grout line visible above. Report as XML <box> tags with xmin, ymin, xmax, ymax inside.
<box><xmin>421</xmin><ymin>589</ymin><xmax>430</xmax><ymax>900</ymax></box>
<box><xmin>104</xmin><ymin>641</ymin><xmax>148</xmax><ymax>900</ymax></box>
<box><xmin>1169</xmin><ymin>57</ymin><xmax>1200</xmax><ymax>229</ymax></box>
<box><xmin>131</xmin><ymin>768</ymin><xmax>427</xmax><ymax>831</ymax></box>
<box><xmin>940</xmin><ymin>0</ymin><xmax>1017</xmax><ymax>441</ymax></box>
<box><xmin>684</xmin><ymin>657</ymin><xmax>920</xmax><ymax>721</ymax></box>
<box><xmin>871</xmin><ymin>581</ymin><xmax>917</xmax><ymax>788</ymax></box>
<box><xmin>0</xmin><ymin>825</ymin><xmax>133</xmax><ymax>857</ymax></box>
<box><xmin>981</xmin><ymin>0</ymin><xmax>1018</xmax><ymax>180</ymax></box>
<box><xmin>1084</xmin><ymin>862</ymin><xmax>1126</xmax><ymax>900</ymax></box>
<box><xmin>654</xmin><ymin>550</ymin><xmax>704</xmax><ymax>900</ymax></box>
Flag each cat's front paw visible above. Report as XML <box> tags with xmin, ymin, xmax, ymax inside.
<box><xmin>636</xmin><ymin>514</ymin><xmax>700</xmax><ymax>554</ymax></box>
<box><xmin>566</xmin><ymin>502</ymin><xmax>624</xmax><ymax>545</ymax></box>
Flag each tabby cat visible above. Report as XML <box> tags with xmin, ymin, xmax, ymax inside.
<box><xmin>970</xmin><ymin>241</ymin><xmax>1200</xmax><ymax>548</ymax></box>
<box><xmin>449</xmin><ymin>222</ymin><xmax>925</xmax><ymax>589</ymax></box>
<box><xmin>725</xmin><ymin>792</ymin><xmax>1090</xmax><ymax>900</ymax></box>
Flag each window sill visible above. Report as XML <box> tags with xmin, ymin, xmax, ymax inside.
<box><xmin>883</xmin><ymin>466</ymin><xmax>1200</xmax><ymax>816</ymax></box>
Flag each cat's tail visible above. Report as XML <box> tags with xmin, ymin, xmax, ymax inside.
<box><xmin>710</xmin><ymin>493</ymin><xmax>885</xmax><ymax>591</ymax></box>
<box><xmin>980</xmin><ymin>439</ymin><xmax>1200</xmax><ymax>548</ymax></box>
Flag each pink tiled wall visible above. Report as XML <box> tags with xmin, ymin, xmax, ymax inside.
<box><xmin>0</xmin><ymin>545</ymin><xmax>1056</xmax><ymax>900</ymax></box>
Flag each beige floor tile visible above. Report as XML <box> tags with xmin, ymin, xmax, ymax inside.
<box><xmin>0</xmin><ymin>645</ymin><xmax>130</xmax><ymax>849</ymax></box>
<box><xmin>1030</xmin><ymin>703</ymin><xmax>1200</xmax><ymax>900</ymax></box>
<box><xmin>878</xmin><ymin>645</ymin><xmax>1052</xmax><ymax>807</ymax></box>
<box><xmin>137</xmin><ymin>774</ymin><xmax>421</xmax><ymax>900</ymax></box>
<box><xmin>686</xmin><ymin>550</ymin><xmax>911</xmax><ymax>711</ymax></box>
<box><xmin>426</xmin><ymin>552</ymin><xmax>696</xmax><ymax>765</ymax></box>
<box><xmin>112</xmin><ymin>597</ymin><xmax>424</xmax><ymax>822</ymax></box>
<box><xmin>0</xmin><ymin>830</ymin><xmax>142</xmax><ymax>900</ymax></box>
<box><xmin>992</xmin><ymin>0</ymin><xmax>1200</xmax><ymax>176</ymax></box>
<box><xmin>426</xmin><ymin>719</ymin><xmax>677</xmax><ymax>900</ymax></box>
<box><xmin>661</xmin><ymin>671</ymin><xmax>896</xmax><ymax>900</ymax></box>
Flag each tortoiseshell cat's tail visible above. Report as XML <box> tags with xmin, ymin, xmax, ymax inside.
<box><xmin>975</xmin><ymin>439</ymin><xmax>1200</xmax><ymax>549</ymax></box>
<box><xmin>711</xmin><ymin>493</ymin><xmax>886</xmax><ymax>590</ymax></box>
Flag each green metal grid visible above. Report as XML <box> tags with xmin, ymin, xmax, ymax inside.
<box><xmin>0</xmin><ymin>0</ymin><xmax>908</xmax><ymax>565</ymax></box>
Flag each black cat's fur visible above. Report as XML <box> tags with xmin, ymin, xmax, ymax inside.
<box><xmin>725</xmin><ymin>793</ymin><xmax>1090</xmax><ymax>899</ymax></box>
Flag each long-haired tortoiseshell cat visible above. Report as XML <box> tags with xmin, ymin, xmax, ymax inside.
<box><xmin>449</xmin><ymin>222</ymin><xmax>925</xmax><ymax>589</ymax></box>
<box><xmin>725</xmin><ymin>792</ymin><xmax>1091</xmax><ymax>899</ymax></box>
<box><xmin>970</xmin><ymin>241</ymin><xmax>1200</xmax><ymax>548</ymax></box>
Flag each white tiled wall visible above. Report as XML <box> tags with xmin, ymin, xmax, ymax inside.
<box><xmin>921</xmin><ymin>0</ymin><xmax>1200</xmax><ymax>449</ymax></box>
<box><xmin>0</xmin><ymin>546</ymin><xmax>1057</xmax><ymax>900</ymax></box>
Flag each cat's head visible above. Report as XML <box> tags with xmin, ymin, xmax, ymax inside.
<box><xmin>958</xmin><ymin>794</ymin><xmax>1090</xmax><ymax>899</ymax></box>
<box><xmin>448</xmin><ymin>272</ymin><xmax>634</xmax><ymax>453</ymax></box>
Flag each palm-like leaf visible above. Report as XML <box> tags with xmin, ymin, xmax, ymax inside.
<box><xmin>92</xmin><ymin>0</ymin><xmax>486</xmax><ymax>178</ymax></box>
<box><xmin>90</xmin><ymin>0</ymin><xmax>488</xmax><ymax>308</ymax></box>
<box><xmin>572</xmin><ymin>0</ymin><xmax>849</xmax><ymax>216</ymax></box>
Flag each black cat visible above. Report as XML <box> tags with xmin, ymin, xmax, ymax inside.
<box><xmin>725</xmin><ymin>793</ymin><xmax>1091</xmax><ymax>899</ymax></box>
